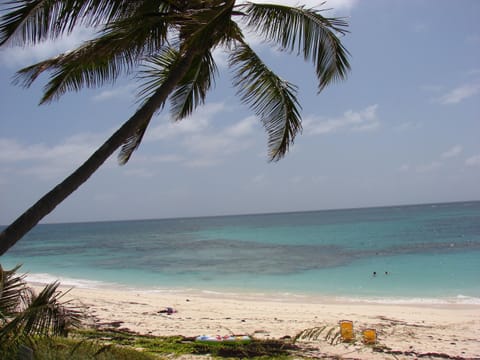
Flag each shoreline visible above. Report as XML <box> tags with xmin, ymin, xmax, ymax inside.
<box><xmin>26</xmin><ymin>275</ymin><xmax>480</xmax><ymax>306</ymax></box>
<box><xmin>31</xmin><ymin>283</ymin><xmax>480</xmax><ymax>359</ymax></box>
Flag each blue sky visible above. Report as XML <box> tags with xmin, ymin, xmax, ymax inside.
<box><xmin>1</xmin><ymin>0</ymin><xmax>479</xmax><ymax>225</ymax></box>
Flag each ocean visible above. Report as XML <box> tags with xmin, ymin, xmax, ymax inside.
<box><xmin>1</xmin><ymin>201</ymin><xmax>479</xmax><ymax>304</ymax></box>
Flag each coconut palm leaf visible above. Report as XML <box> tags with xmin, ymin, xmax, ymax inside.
<box><xmin>0</xmin><ymin>265</ymin><xmax>82</xmax><ymax>357</ymax></box>
<box><xmin>120</xmin><ymin>51</ymin><xmax>218</xmax><ymax>164</ymax></box>
<box><xmin>117</xmin><ymin>125</ymin><xmax>150</xmax><ymax>166</ymax></box>
<box><xmin>0</xmin><ymin>0</ymin><xmax>153</xmax><ymax>46</ymax></box>
<box><xmin>17</xmin><ymin>282</ymin><xmax>81</xmax><ymax>337</ymax></box>
<box><xmin>169</xmin><ymin>3</ymin><xmax>242</xmax><ymax>121</ymax></box>
<box><xmin>230</xmin><ymin>42</ymin><xmax>302</xmax><ymax>161</ymax></box>
<box><xmin>1</xmin><ymin>281</ymin><xmax>81</xmax><ymax>340</ymax></box>
<box><xmin>13</xmin><ymin>10</ymin><xmax>173</xmax><ymax>104</ymax></box>
<box><xmin>0</xmin><ymin>264</ymin><xmax>25</xmax><ymax>322</ymax></box>
<box><xmin>170</xmin><ymin>50</ymin><xmax>217</xmax><ymax>121</ymax></box>
<box><xmin>240</xmin><ymin>2</ymin><xmax>350</xmax><ymax>92</ymax></box>
<box><xmin>118</xmin><ymin>2</ymin><xmax>239</xmax><ymax>165</ymax></box>
<box><xmin>117</xmin><ymin>46</ymin><xmax>179</xmax><ymax>165</ymax></box>
<box><xmin>136</xmin><ymin>47</ymin><xmax>180</xmax><ymax>107</ymax></box>
<box><xmin>179</xmin><ymin>0</ymin><xmax>237</xmax><ymax>51</ymax></box>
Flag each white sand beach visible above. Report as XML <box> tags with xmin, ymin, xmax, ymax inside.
<box><xmin>41</xmin><ymin>285</ymin><xmax>480</xmax><ymax>359</ymax></box>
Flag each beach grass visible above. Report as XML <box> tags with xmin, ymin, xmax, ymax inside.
<box><xmin>30</xmin><ymin>336</ymin><xmax>156</xmax><ymax>360</ymax></box>
<box><xmin>29</xmin><ymin>329</ymin><xmax>300</xmax><ymax>359</ymax></box>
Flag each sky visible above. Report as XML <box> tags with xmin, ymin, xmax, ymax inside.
<box><xmin>0</xmin><ymin>0</ymin><xmax>479</xmax><ymax>225</ymax></box>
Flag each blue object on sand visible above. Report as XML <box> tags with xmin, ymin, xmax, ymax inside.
<box><xmin>195</xmin><ymin>335</ymin><xmax>251</xmax><ymax>343</ymax></box>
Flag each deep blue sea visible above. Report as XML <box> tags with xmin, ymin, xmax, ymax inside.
<box><xmin>1</xmin><ymin>201</ymin><xmax>479</xmax><ymax>304</ymax></box>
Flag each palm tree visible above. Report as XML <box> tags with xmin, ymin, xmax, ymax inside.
<box><xmin>0</xmin><ymin>264</ymin><xmax>82</xmax><ymax>358</ymax></box>
<box><xmin>0</xmin><ymin>0</ymin><xmax>350</xmax><ymax>255</ymax></box>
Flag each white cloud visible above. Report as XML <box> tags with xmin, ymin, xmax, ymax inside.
<box><xmin>181</xmin><ymin>116</ymin><xmax>257</xmax><ymax>165</ymax></box>
<box><xmin>183</xmin><ymin>134</ymin><xmax>233</xmax><ymax>155</ymax></box>
<box><xmin>352</xmin><ymin>120</ymin><xmax>380</xmax><ymax>132</ymax></box>
<box><xmin>412</xmin><ymin>23</ymin><xmax>428</xmax><ymax>33</ymax></box>
<box><xmin>184</xmin><ymin>157</ymin><xmax>222</xmax><ymax>168</ymax></box>
<box><xmin>441</xmin><ymin>145</ymin><xmax>463</xmax><ymax>159</ymax></box>
<box><xmin>420</xmin><ymin>84</ymin><xmax>444</xmax><ymax>93</ymax></box>
<box><xmin>289</xmin><ymin>176</ymin><xmax>303</xmax><ymax>184</ymax></box>
<box><xmin>465</xmin><ymin>154</ymin><xmax>480</xmax><ymax>167</ymax></box>
<box><xmin>393</xmin><ymin>121</ymin><xmax>423</xmax><ymax>132</ymax></box>
<box><xmin>438</xmin><ymin>83</ymin><xmax>480</xmax><ymax>104</ymax></box>
<box><xmin>93</xmin><ymin>84</ymin><xmax>137</xmax><ymax>102</ymax></box>
<box><xmin>136</xmin><ymin>154</ymin><xmax>184</xmax><ymax>164</ymax></box>
<box><xmin>466</xmin><ymin>34</ymin><xmax>480</xmax><ymax>45</ymax></box>
<box><xmin>0</xmin><ymin>132</ymin><xmax>107</xmax><ymax>180</ymax></box>
<box><xmin>252</xmin><ymin>173</ymin><xmax>267</xmax><ymax>184</ymax></box>
<box><xmin>146</xmin><ymin>102</ymin><xmax>226</xmax><ymax>142</ymax></box>
<box><xmin>304</xmin><ymin>104</ymin><xmax>379</xmax><ymax>135</ymax></box>
<box><xmin>0</xmin><ymin>27</ymin><xmax>95</xmax><ymax>68</ymax></box>
<box><xmin>223</xmin><ymin>116</ymin><xmax>256</xmax><ymax>137</ymax></box>
<box><xmin>397</xmin><ymin>164</ymin><xmax>410</xmax><ymax>172</ymax></box>
<box><xmin>212</xmin><ymin>48</ymin><xmax>229</xmax><ymax>69</ymax></box>
<box><xmin>416</xmin><ymin>161</ymin><xmax>442</xmax><ymax>173</ymax></box>
<box><xmin>144</xmin><ymin>103</ymin><xmax>260</xmax><ymax>167</ymax></box>
<box><xmin>468</xmin><ymin>68</ymin><xmax>480</xmax><ymax>75</ymax></box>
<box><xmin>123</xmin><ymin>168</ymin><xmax>155</xmax><ymax>178</ymax></box>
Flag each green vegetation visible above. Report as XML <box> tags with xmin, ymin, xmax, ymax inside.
<box><xmin>0</xmin><ymin>264</ymin><xmax>82</xmax><ymax>359</ymax></box>
<box><xmin>31</xmin><ymin>336</ymin><xmax>156</xmax><ymax>360</ymax></box>
<box><xmin>75</xmin><ymin>329</ymin><xmax>299</xmax><ymax>358</ymax></box>
<box><xmin>25</xmin><ymin>329</ymin><xmax>300</xmax><ymax>359</ymax></box>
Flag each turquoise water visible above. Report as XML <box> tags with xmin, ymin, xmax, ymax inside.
<box><xmin>1</xmin><ymin>201</ymin><xmax>479</xmax><ymax>303</ymax></box>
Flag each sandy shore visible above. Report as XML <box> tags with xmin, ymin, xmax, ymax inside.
<box><xmin>40</xmin><ymin>285</ymin><xmax>480</xmax><ymax>359</ymax></box>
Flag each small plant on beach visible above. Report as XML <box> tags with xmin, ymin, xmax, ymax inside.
<box><xmin>0</xmin><ymin>264</ymin><xmax>82</xmax><ymax>358</ymax></box>
<box><xmin>294</xmin><ymin>325</ymin><xmax>342</xmax><ymax>345</ymax></box>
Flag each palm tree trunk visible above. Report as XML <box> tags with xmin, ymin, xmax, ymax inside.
<box><xmin>0</xmin><ymin>51</ymin><xmax>196</xmax><ymax>256</ymax></box>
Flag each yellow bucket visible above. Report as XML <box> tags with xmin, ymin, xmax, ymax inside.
<box><xmin>362</xmin><ymin>328</ymin><xmax>377</xmax><ymax>344</ymax></box>
<box><xmin>339</xmin><ymin>320</ymin><xmax>354</xmax><ymax>341</ymax></box>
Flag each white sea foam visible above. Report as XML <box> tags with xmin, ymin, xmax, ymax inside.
<box><xmin>25</xmin><ymin>273</ymin><xmax>110</xmax><ymax>289</ymax></box>
<box><xmin>455</xmin><ymin>294</ymin><xmax>480</xmax><ymax>305</ymax></box>
<box><xmin>337</xmin><ymin>295</ymin><xmax>480</xmax><ymax>305</ymax></box>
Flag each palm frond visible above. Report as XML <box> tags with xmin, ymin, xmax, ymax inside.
<box><xmin>0</xmin><ymin>264</ymin><xmax>25</xmax><ymax>322</ymax></box>
<box><xmin>13</xmin><ymin>11</ymin><xmax>173</xmax><ymax>104</ymax></box>
<box><xmin>136</xmin><ymin>47</ymin><xmax>180</xmax><ymax>106</ymax></box>
<box><xmin>0</xmin><ymin>0</ymin><xmax>154</xmax><ymax>46</ymax></box>
<box><xmin>180</xmin><ymin>0</ymin><xmax>238</xmax><ymax>51</ymax></box>
<box><xmin>0</xmin><ymin>281</ymin><xmax>82</xmax><ymax>340</ymax></box>
<box><xmin>117</xmin><ymin>125</ymin><xmax>149</xmax><ymax>166</ymax></box>
<box><xmin>118</xmin><ymin>3</ymin><xmax>242</xmax><ymax>165</ymax></box>
<box><xmin>167</xmin><ymin>3</ymin><xmax>245</xmax><ymax>120</ymax></box>
<box><xmin>240</xmin><ymin>2</ymin><xmax>350</xmax><ymax>92</ymax></box>
<box><xmin>229</xmin><ymin>42</ymin><xmax>302</xmax><ymax>161</ymax></box>
<box><xmin>117</xmin><ymin>47</ymin><xmax>179</xmax><ymax>165</ymax></box>
<box><xmin>21</xmin><ymin>282</ymin><xmax>81</xmax><ymax>337</ymax></box>
<box><xmin>170</xmin><ymin>50</ymin><xmax>217</xmax><ymax>120</ymax></box>
<box><xmin>0</xmin><ymin>265</ymin><xmax>82</xmax><ymax>357</ymax></box>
